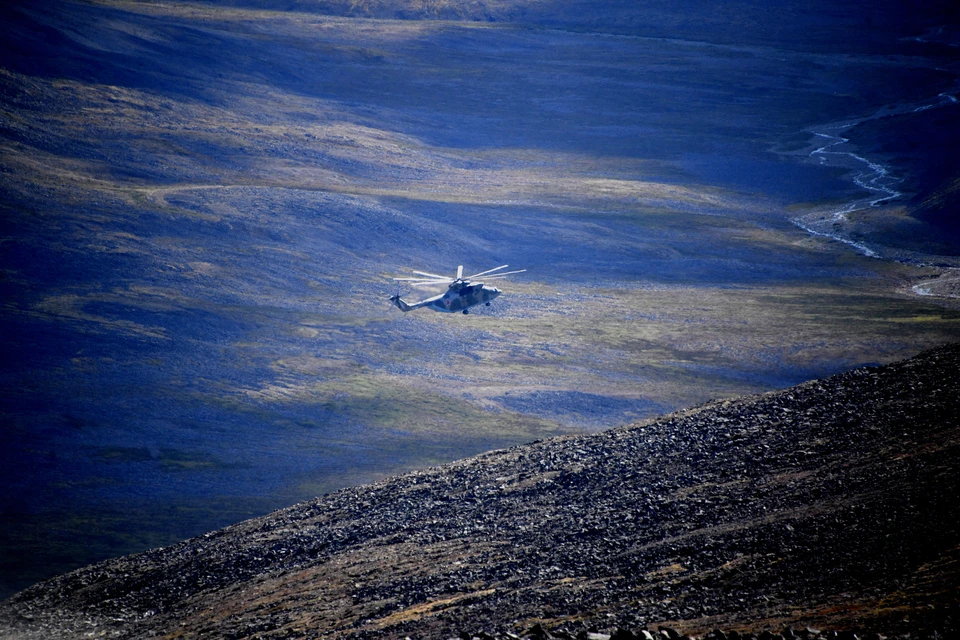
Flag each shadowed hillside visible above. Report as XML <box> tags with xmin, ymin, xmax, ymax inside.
<box><xmin>1</xmin><ymin>343</ymin><xmax>957</xmax><ymax>639</ymax></box>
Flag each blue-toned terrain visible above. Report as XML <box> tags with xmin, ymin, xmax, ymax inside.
<box><xmin>2</xmin><ymin>0</ymin><xmax>959</xmax><ymax>599</ymax></box>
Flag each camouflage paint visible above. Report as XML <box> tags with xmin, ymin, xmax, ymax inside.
<box><xmin>391</xmin><ymin>282</ymin><xmax>501</xmax><ymax>314</ymax></box>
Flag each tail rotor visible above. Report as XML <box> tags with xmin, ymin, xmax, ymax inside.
<box><xmin>388</xmin><ymin>291</ymin><xmax>413</xmax><ymax>312</ymax></box>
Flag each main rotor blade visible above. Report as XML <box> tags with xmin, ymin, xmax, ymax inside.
<box><xmin>410</xmin><ymin>270</ymin><xmax>449</xmax><ymax>280</ymax></box>
<box><xmin>457</xmin><ymin>265</ymin><xmax>463</xmax><ymax>280</ymax></box>
<box><xmin>394</xmin><ymin>277</ymin><xmax>453</xmax><ymax>285</ymax></box>
<box><xmin>393</xmin><ymin>276</ymin><xmax>452</xmax><ymax>281</ymax></box>
<box><xmin>476</xmin><ymin>269</ymin><xmax>526</xmax><ymax>280</ymax></box>
<box><xmin>464</xmin><ymin>264</ymin><xmax>509</xmax><ymax>279</ymax></box>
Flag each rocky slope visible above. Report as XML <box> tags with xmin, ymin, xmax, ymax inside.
<box><xmin>2</xmin><ymin>344</ymin><xmax>959</xmax><ymax>639</ymax></box>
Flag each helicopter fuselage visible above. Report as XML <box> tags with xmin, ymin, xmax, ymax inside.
<box><xmin>424</xmin><ymin>282</ymin><xmax>501</xmax><ymax>313</ymax></box>
<box><xmin>391</xmin><ymin>281</ymin><xmax>501</xmax><ymax>314</ymax></box>
<box><xmin>391</xmin><ymin>264</ymin><xmax>523</xmax><ymax>315</ymax></box>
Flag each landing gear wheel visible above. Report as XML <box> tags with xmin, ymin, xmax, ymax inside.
<box><xmin>462</xmin><ymin>309</ymin><xmax>469</xmax><ymax>315</ymax></box>
<box><xmin>485</xmin><ymin>302</ymin><xmax>491</xmax><ymax>306</ymax></box>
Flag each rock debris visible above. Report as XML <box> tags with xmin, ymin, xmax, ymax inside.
<box><xmin>1</xmin><ymin>344</ymin><xmax>958</xmax><ymax>639</ymax></box>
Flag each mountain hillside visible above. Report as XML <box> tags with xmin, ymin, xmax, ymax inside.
<box><xmin>1</xmin><ymin>343</ymin><xmax>958</xmax><ymax>639</ymax></box>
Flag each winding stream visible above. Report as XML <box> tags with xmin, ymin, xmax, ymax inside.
<box><xmin>794</xmin><ymin>90</ymin><xmax>958</xmax><ymax>259</ymax></box>
<box><xmin>793</xmin><ymin>83</ymin><xmax>960</xmax><ymax>297</ymax></box>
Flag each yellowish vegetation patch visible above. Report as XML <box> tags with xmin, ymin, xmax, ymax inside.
<box><xmin>32</xmin><ymin>293</ymin><xmax>169</xmax><ymax>340</ymax></box>
<box><xmin>645</xmin><ymin>562</ymin><xmax>688</xmax><ymax>580</ymax></box>
<box><xmin>370</xmin><ymin>588</ymin><xmax>498</xmax><ymax>628</ymax></box>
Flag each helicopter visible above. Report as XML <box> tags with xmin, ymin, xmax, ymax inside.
<box><xmin>389</xmin><ymin>264</ymin><xmax>526</xmax><ymax>315</ymax></box>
